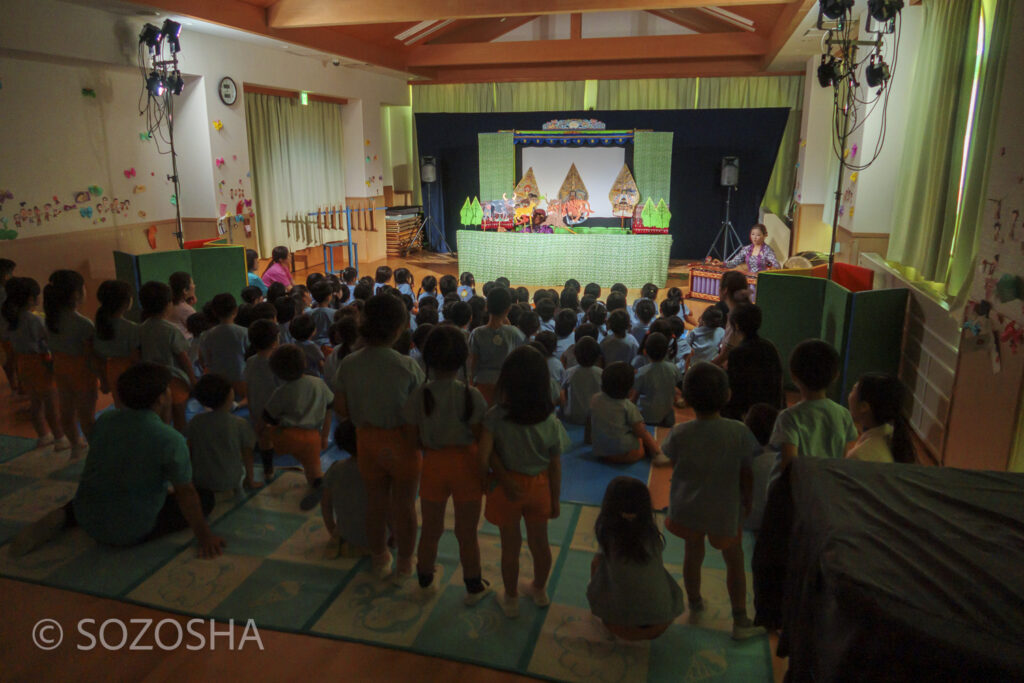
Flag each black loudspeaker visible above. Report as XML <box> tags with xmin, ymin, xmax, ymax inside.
<box><xmin>720</xmin><ymin>156</ymin><xmax>739</xmax><ymax>187</ymax></box>
<box><xmin>420</xmin><ymin>156</ymin><xmax>437</xmax><ymax>184</ymax></box>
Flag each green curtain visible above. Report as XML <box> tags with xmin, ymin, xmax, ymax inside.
<box><xmin>595</xmin><ymin>78</ymin><xmax>697</xmax><ymax>110</ymax></box>
<box><xmin>495</xmin><ymin>81</ymin><xmax>585</xmax><ymax>111</ymax></box>
<box><xmin>245</xmin><ymin>93</ymin><xmax>346</xmax><ymax>255</ymax></box>
<box><xmin>411</xmin><ymin>83</ymin><xmax>495</xmax><ymax>113</ymax></box>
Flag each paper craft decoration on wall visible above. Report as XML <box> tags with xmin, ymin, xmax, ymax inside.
<box><xmin>215</xmin><ymin>157</ymin><xmax>225</xmax><ymax>168</ymax></box>
<box><xmin>123</xmin><ymin>168</ymin><xmax>136</xmax><ymax>179</ymax></box>
<box><xmin>608</xmin><ymin>164</ymin><xmax>639</xmax><ymax>218</ymax></box>
<box><xmin>146</xmin><ymin>225</ymin><xmax>158</xmax><ymax>249</ymax></box>
<box><xmin>139</xmin><ymin>132</ymin><xmax>151</xmax><ymax>141</ymax></box>
<box><xmin>212</xmin><ymin>120</ymin><xmax>223</xmax><ymax>131</ymax></box>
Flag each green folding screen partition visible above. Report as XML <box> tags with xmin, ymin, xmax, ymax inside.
<box><xmin>113</xmin><ymin>245</ymin><xmax>247</xmax><ymax>313</ymax></box>
<box><xmin>756</xmin><ymin>272</ymin><xmax>908</xmax><ymax>405</ymax></box>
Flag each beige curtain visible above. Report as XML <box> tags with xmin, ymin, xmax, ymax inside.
<box><xmin>245</xmin><ymin>93</ymin><xmax>347</xmax><ymax>255</ymax></box>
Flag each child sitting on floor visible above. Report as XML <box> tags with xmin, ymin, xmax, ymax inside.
<box><xmin>561</xmin><ymin>336</ymin><xmax>602</xmax><ymax>426</ymax></box>
<box><xmin>10</xmin><ymin>363</ymin><xmax>223</xmax><ymax>558</ymax></box>
<box><xmin>681</xmin><ymin>307</ymin><xmax>725</xmax><ymax>370</ymax></box>
<box><xmin>186</xmin><ymin>373</ymin><xmax>259</xmax><ymax>494</ymax></box>
<box><xmin>394</xmin><ymin>267</ymin><xmax>415</xmax><ymax>298</ymax></box>
<box><xmin>244</xmin><ymin>319</ymin><xmax>282</xmax><ymax>482</ymax></box>
<box><xmin>402</xmin><ymin>325</ymin><xmax>491</xmax><ymax>602</ymax></box>
<box><xmin>374</xmin><ymin>265</ymin><xmax>393</xmax><ymax>294</ymax></box>
<box><xmin>590</xmin><ymin>362</ymin><xmax>668</xmax><ymax>465</ymax></box>
<box><xmin>321</xmin><ymin>452</ymin><xmax>370</xmax><ymax>557</ymax></box>
<box><xmin>199</xmin><ymin>293</ymin><xmax>249</xmax><ymax>398</ymax></box>
<box><xmin>482</xmin><ymin>346</ymin><xmax>569</xmax><ymax>618</ymax></box>
<box><xmin>261</xmin><ymin>344</ymin><xmax>335</xmax><ymax>510</ymax></box>
<box><xmin>309</xmin><ymin>281</ymin><xmax>336</xmax><ymax>346</ymax></box>
<box><xmin>661</xmin><ymin>362</ymin><xmax>764</xmax><ymax>640</ymax></box>
<box><xmin>587</xmin><ymin>476</ymin><xmax>684</xmax><ymax>641</ymax></box>
<box><xmin>632</xmin><ymin>332</ymin><xmax>681</xmax><ymax>428</ymax></box>
<box><xmin>600</xmin><ymin>309</ymin><xmax>639</xmax><ymax>365</ymax></box>
<box><xmin>630</xmin><ymin>298</ymin><xmax>657</xmax><ymax>346</ymax></box>
<box><xmin>289</xmin><ymin>313</ymin><xmax>325</xmax><ymax>377</ymax></box>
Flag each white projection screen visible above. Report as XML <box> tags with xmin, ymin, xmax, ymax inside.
<box><xmin>520</xmin><ymin>146</ymin><xmax>626</xmax><ymax>218</ymax></box>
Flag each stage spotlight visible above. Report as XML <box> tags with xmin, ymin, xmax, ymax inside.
<box><xmin>868</xmin><ymin>0</ymin><xmax>904</xmax><ymax>22</ymax></box>
<box><xmin>139</xmin><ymin>23</ymin><xmax>163</xmax><ymax>50</ymax></box>
<box><xmin>865</xmin><ymin>55</ymin><xmax>891</xmax><ymax>88</ymax></box>
<box><xmin>817</xmin><ymin>55</ymin><xmax>842</xmax><ymax>88</ymax></box>
<box><xmin>166</xmin><ymin>71</ymin><xmax>185</xmax><ymax>96</ymax></box>
<box><xmin>819</xmin><ymin>0</ymin><xmax>854</xmax><ymax>20</ymax></box>
<box><xmin>162</xmin><ymin>19</ymin><xmax>182</xmax><ymax>53</ymax></box>
<box><xmin>146</xmin><ymin>70</ymin><xmax>166</xmax><ymax>97</ymax></box>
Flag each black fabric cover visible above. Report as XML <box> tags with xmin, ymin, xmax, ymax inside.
<box><xmin>753</xmin><ymin>457</ymin><xmax>1024</xmax><ymax>682</ymax></box>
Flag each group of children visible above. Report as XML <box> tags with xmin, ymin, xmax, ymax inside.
<box><xmin>1</xmin><ymin>253</ymin><xmax>915</xmax><ymax>642</ymax></box>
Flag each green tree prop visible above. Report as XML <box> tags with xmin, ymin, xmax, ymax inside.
<box><xmin>640</xmin><ymin>197</ymin><xmax>655</xmax><ymax>227</ymax></box>
<box><xmin>655</xmin><ymin>199</ymin><xmax>671</xmax><ymax>229</ymax></box>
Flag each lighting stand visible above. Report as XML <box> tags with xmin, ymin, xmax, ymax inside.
<box><xmin>706</xmin><ymin>185</ymin><xmax>744</xmax><ymax>262</ymax></box>
<box><xmin>161</xmin><ymin>70</ymin><xmax>184</xmax><ymax>250</ymax></box>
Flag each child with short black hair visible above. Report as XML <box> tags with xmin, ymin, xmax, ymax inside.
<box><xmin>562</xmin><ymin>336</ymin><xmax>602</xmax><ymax>425</ymax></box>
<box><xmin>606</xmin><ymin>291</ymin><xmax>627</xmax><ymax>314</ymax></box>
<box><xmin>583</xmin><ymin>282</ymin><xmax>601</xmax><ymax>300</ymax></box>
<box><xmin>138</xmin><ymin>281</ymin><xmax>194</xmax><ymax>432</ymax></box>
<box><xmin>517</xmin><ymin>310</ymin><xmax>540</xmax><ymax>340</ymax></box>
<box><xmin>681</xmin><ymin>307</ymin><xmax>725</xmax><ymax>369</ymax></box>
<box><xmin>341</xmin><ymin>266</ymin><xmax>358</xmax><ymax>300</ymax></box>
<box><xmin>591</xmin><ymin>362</ymin><xmax>667</xmax><ymax>464</ymax></box>
<box><xmin>266</xmin><ymin>281</ymin><xmax>287</xmax><ymax>303</ymax></box>
<box><xmin>94</xmin><ymin>279</ymin><xmax>140</xmax><ymax>408</ymax></box>
<box><xmin>553</xmin><ymin>309</ymin><xmax>576</xmax><ymax>360</ymax></box>
<box><xmin>587</xmin><ymin>476</ymin><xmax>684</xmax><ymax>640</ymax></box>
<box><xmin>445</xmin><ymin>301</ymin><xmax>472</xmax><ymax>332</ymax></box>
<box><xmin>588</xmin><ymin>302</ymin><xmax>608</xmax><ymax>341</ymax></box>
<box><xmin>410</xmin><ymin>323</ymin><xmax>434</xmax><ymax>373</ymax></box>
<box><xmin>532</xmin><ymin>330</ymin><xmax>565</xmax><ymax>388</ymax></box>
<box><xmin>274</xmin><ymin>296</ymin><xmax>297</xmax><ymax>346</ymax></box>
<box><xmin>289</xmin><ymin>313</ymin><xmax>324</xmax><ymax>377</ymax></box>
<box><xmin>662</xmin><ymin>362</ymin><xmax>764</xmax><ymax>640</ymax></box>
<box><xmin>353</xmin><ymin>281</ymin><xmax>373</xmax><ymax>303</ymax></box>
<box><xmin>309</xmin><ymin>281</ymin><xmax>336</xmax><ymax>346</ymax></box>
<box><xmin>187</xmin><ymin>373</ymin><xmax>259</xmax><ymax>493</ymax></box>
<box><xmin>561</xmin><ymin>321</ymin><xmax>598</xmax><ymax>369</ymax></box>
<box><xmin>494</xmin><ymin>277</ymin><xmax>511</xmax><ymax>290</ymax></box>
<box><xmin>600</xmin><ymin>309</ymin><xmax>638</xmax><ymax>365</ymax></box>
<box><xmin>262</xmin><ymin>344</ymin><xmax>335</xmax><ymax>510</ymax></box>
<box><xmin>240</xmin><ymin>286</ymin><xmax>263</xmax><ymax>305</ymax></box>
<box><xmin>323</xmin><ymin>317</ymin><xmax>357</xmax><ymax>386</ymax></box>
<box><xmin>199</xmin><ymin>293</ymin><xmax>249</xmax><ymax>398</ymax></box>
<box><xmin>631</xmin><ymin>298</ymin><xmax>657</xmax><ymax>345</ymax></box>
<box><xmin>394</xmin><ymin>267</ymin><xmax>415</xmax><ymax>298</ymax></box>
<box><xmin>770</xmin><ymin>340</ymin><xmax>857</xmax><ymax>470</ymax></box>
<box><xmin>482</xmin><ymin>346</ymin><xmax>568</xmax><ymax>617</ymax></box>
<box><xmin>373</xmin><ymin>266</ymin><xmax>392</xmax><ymax>294</ymax></box>
<box><xmin>416</xmin><ymin>306</ymin><xmax>439</xmax><ymax>328</ymax></box>
<box><xmin>403</xmin><ymin>325</ymin><xmax>490</xmax><ymax>601</ymax></box>
<box><xmin>185</xmin><ymin>312</ymin><xmax>211</xmax><ymax>380</ymax></box>
<box><xmin>632</xmin><ymin>332</ymin><xmax>681</xmax><ymax>427</ymax></box>
<box><xmin>535</xmin><ymin>298</ymin><xmax>556</xmax><ymax>333</ymax></box>
<box><xmin>468</xmin><ymin>287</ymin><xmax>525</xmax><ymax>405</ymax></box>
<box><xmin>244</xmin><ymin>319</ymin><xmax>282</xmax><ymax>481</ymax></box>
<box><xmin>251</xmin><ymin>301</ymin><xmax>277</xmax><ymax>323</ymax></box>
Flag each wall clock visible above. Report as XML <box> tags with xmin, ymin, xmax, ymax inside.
<box><xmin>218</xmin><ymin>77</ymin><xmax>237</xmax><ymax>106</ymax></box>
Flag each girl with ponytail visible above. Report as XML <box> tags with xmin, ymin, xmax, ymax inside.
<box><xmin>3</xmin><ymin>277</ymin><xmax>67</xmax><ymax>449</ymax></box>
<box><xmin>261</xmin><ymin>246</ymin><xmax>293</xmax><ymax>289</ymax></box>
<box><xmin>94</xmin><ymin>280</ymin><xmax>139</xmax><ymax>407</ymax></box>
<box><xmin>44</xmin><ymin>269</ymin><xmax>97</xmax><ymax>456</ymax></box>
<box><xmin>401</xmin><ymin>324</ymin><xmax>489</xmax><ymax>602</ymax></box>
<box><xmin>847</xmin><ymin>373</ymin><xmax>916</xmax><ymax>464</ymax></box>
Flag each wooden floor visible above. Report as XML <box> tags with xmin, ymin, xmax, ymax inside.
<box><xmin>0</xmin><ymin>252</ymin><xmax>787</xmax><ymax>682</ymax></box>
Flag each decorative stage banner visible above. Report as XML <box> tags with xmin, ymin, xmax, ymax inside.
<box><xmin>478</xmin><ymin>132</ymin><xmax>514</xmax><ymax>201</ymax></box>
<box><xmin>634</xmin><ymin>131</ymin><xmax>673</xmax><ymax>206</ymax></box>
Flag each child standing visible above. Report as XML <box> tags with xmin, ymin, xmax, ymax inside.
<box><xmin>587</xmin><ymin>476</ymin><xmax>684</xmax><ymax>641</ymax></box>
<box><xmin>309</xmin><ymin>281</ymin><xmax>336</xmax><ymax>346</ymax></box>
<box><xmin>187</xmin><ymin>374</ymin><xmax>260</xmax><ymax>493</ymax></box>
<box><xmin>468</xmin><ymin>287</ymin><xmax>525</xmax><ymax>405</ymax></box>
<box><xmin>168</xmin><ymin>271</ymin><xmax>197</xmax><ymax>339</ymax></box>
<box><xmin>561</xmin><ymin>336</ymin><xmax>602</xmax><ymax>425</ymax></box>
<box><xmin>402</xmin><ymin>326</ymin><xmax>491</xmax><ymax>602</ymax></box>
<box><xmin>335</xmin><ymin>294</ymin><xmax>425</xmax><ymax>581</ymax></box>
<box><xmin>321</xmin><ymin>453</ymin><xmax>370</xmax><ymax>556</ymax></box>
<box><xmin>93</xmin><ymin>280</ymin><xmax>139</xmax><ymax>408</ymax></box>
<box><xmin>846</xmin><ymin>373</ymin><xmax>915</xmax><ymax>464</ymax></box>
<box><xmin>261</xmin><ymin>344</ymin><xmax>335</xmax><ymax>510</ymax></box>
<box><xmin>661</xmin><ymin>362</ymin><xmax>764</xmax><ymax>640</ymax></box>
<box><xmin>1</xmin><ymin>277</ymin><xmax>67</xmax><ymax>449</ymax></box>
<box><xmin>632</xmin><ymin>332</ymin><xmax>681</xmax><ymax>428</ymax></box>
<box><xmin>45</xmin><ymin>270</ymin><xmax>98</xmax><ymax>457</ymax></box>
<box><xmin>590</xmin><ymin>362</ymin><xmax>668</xmax><ymax>465</ymax></box>
<box><xmin>289</xmin><ymin>314</ymin><xmax>324</xmax><ymax>377</ymax></box>
<box><xmin>600</xmin><ymin>310</ymin><xmax>639</xmax><ymax>365</ymax></box>
<box><xmin>482</xmin><ymin>346</ymin><xmax>569</xmax><ymax>618</ymax></box>
<box><xmin>199</xmin><ymin>293</ymin><xmax>249</xmax><ymax>398</ymax></box>
<box><xmin>770</xmin><ymin>340</ymin><xmax>857</xmax><ymax>471</ymax></box>
<box><xmin>138</xmin><ymin>281</ymin><xmax>194</xmax><ymax>432</ymax></box>
<box><xmin>243</xmin><ymin>319</ymin><xmax>282</xmax><ymax>482</ymax></box>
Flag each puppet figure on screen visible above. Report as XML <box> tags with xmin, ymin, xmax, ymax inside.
<box><xmin>513</xmin><ymin>168</ymin><xmax>541</xmax><ymax>228</ymax></box>
<box><xmin>548</xmin><ymin>163</ymin><xmax>593</xmax><ymax>227</ymax></box>
<box><xmin>609</xmin><ymin>164</ymin><xmax>640</xmax><ymax>229</ymax></box>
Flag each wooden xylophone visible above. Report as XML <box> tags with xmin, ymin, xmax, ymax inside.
<box><xmin>687</xmin><ymin>264</ymin><xmax>758</xmax><ymax>302</ymax></box>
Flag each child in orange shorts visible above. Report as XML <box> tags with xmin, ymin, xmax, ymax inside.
<box><xmin>482</xmin><ymin>346</ymin><xmax>569</xmax><ymax>618</ymax></box>
<box><xmin>44</xmin><ymin>270</ymin><xmax>99</xmax><ymax>458</ymax></box>
<box><xmin>93</xmin><ymin>280</ymin><xmax>140</xmax><ymax>408</ymax></box>
<box><xmin>137</xmin><ymin>281</ymin><xmax>194</xmax><ymax>432</ymax></box>
<box><xmin>260</xmin><ymin>344</ymin><xmax>334</xmax><ymax>511</ymax></box>
<box><xmin>402</xmin><ymin>325</ymin><xmax>490</xmax><ymax>603</ymax></box>
<box><xmin>1</xmin><ymin>277</ymin><xmax>67</xmax><ymax>449</ymax></box>
<box><xmin>334</xmin><ymin>294</ymin><xmax>425</xmax><ymax>582</ymax></box>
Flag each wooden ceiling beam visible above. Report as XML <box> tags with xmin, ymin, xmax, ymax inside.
<box><xmin>426</xmin><ymin>16</ymin><xmax>539</xmax><ymax>45</ymax></box>
<box><xmin>268</xmin><ymin>0</ymin><xmax>794</xmax><ymax>29</ymax></box>
<box><xmin>407</xmin><ymin>32</ymin><xmax>766</xmax><ymax>67</ymax></box>
<box><xmin>761</xmin><ymin>0</ymin><xmax>817</xmax><ymax>68</ymax></box>
<box><xmin>570</xmin><ymin>13</ymin><xmax>582</xmax><ymax>40</ymax></box>
<box><xmin>646</xmin><ymin>8</ymin><xmax>741</xmax><ymax>34</ymax></box>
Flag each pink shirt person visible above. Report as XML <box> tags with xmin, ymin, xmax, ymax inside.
<box><xmin>261</xmin><ymin>247</ymin><xmax>293</xmax><ymax>288</ymax></box>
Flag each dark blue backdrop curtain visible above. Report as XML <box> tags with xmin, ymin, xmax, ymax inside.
<box><xmin>422</xmin><ymin>168</ymin><xmax>448</xmax><ymax>252</ymax></box>
<box><xmin>414</xmin><ymin>108</ymin><xmax>789</xmax><ymax>260</ymax></box>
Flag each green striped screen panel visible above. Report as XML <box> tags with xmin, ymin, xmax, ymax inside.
<box><xmin>633</xmin><ymin>131</ymin><xmax>673</xmax><ymax>205</ymax></box>
<box><xmin>478</xmin><ymin>132</ymin><xmax>514</xmax><ymax>202</ymax></box>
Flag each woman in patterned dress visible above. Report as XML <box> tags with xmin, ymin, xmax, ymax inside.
<box><xmin>724</xmin><ymin>224</ymin><xmax>781</xmax><ymax>275</ymax></box>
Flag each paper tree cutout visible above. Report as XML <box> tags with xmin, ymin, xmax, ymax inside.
<box><xmin>655</xmin><ymin>199</ymin><xmax>671</xmax><ymax>228</ymax></box>
<box><xmin>470</xmin><ymin>197</ymin><xmax>483</xmax><ymax>225</ymax></box>
<box><xmin>640</xmin><ymin>198</ymin><xmax>655</xmax><ymax>227</ymax></box>
<box><xmin>608</xmin><ymin>164</ymin><xmax>639</xmax><ymax>218</ymax></box>
<box><xmin>460</xmin><ymin>198</ymin><xmax>473</xmax><ymax>225</ymax></box>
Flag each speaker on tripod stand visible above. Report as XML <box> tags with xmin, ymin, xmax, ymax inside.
<box><xmin>411</xmin><ymin>156</ymin><xmax>452</xmax><ymax>254</ymax></box>
<box><xmin>705</xmin><ymin>156</ymin><xmax>744</xmax><ymax>262</ymax></box>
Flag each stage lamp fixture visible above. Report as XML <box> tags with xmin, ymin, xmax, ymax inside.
<box><xmin>819</xmin><ymin>0</ymin><xmax>854</xmax><ymax>20</ymax></box>
<box><xmin>139</xmin><ymin>23</ymin><xmax>163</xmax><ymax>51</ymax></box>
<box><xmin>817</xmin><ymin>55</ymin><xmax>843</xmax><ymax>88</ymax></box>
<box><xmin>865</xmin><ymin>54</ymin><xmax>891</xmax><ymax>88</ymax></box>
<box><xmin>162</xmin><ymin>19</ymin><xmax>182</xmax><ymax>53</ymax></box>
<box><xmin>867</xmin><ymin>0</ymin><xmax>904</xmax><ymax>22</ymax></box>
<box><xmin>146</xmin><ymin>70</ymin><xmax>166</xmax><ymax>97</ymax></box>
<box><xmin>165</xmin><ymin>71</ymin><xmax>185</xmax><ymax>96</ymax></box>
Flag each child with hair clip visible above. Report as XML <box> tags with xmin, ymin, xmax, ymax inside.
<box><xmin>334</xmin><ymin>294</ymin><xmax>425</xmax><ymax>582</ymax></box>
<box><xmin>309</xmin><ymin>281</ymin><xmax>336</xmax><ymax>347</ymax></box>
<box><xmin>246</xmin><ymin>249</ymin><xmax>268</xmax><ymax>295</ymax></box>
<box><xmin>481</xmin><ymin>346</ymin><xmax>569</xmax><ymax>618</ymax></box>
<box><xmin>374</xmin><ymin>266</ymin><xmax>393</xmax><ymax>294</ymax></box>
<box><xmin>394</xmin><ymin>267</ymin><xmax>415</xmax><ymax>298</ymax></box>
<box><xmin>168</xmin><ymin>271</ymin><xmax>197</xmax><ymax>339</ymax></box>
<box><xmin>600</xmin><ymin>309</ymin><xmax>639</xmax><ymax>365</ymax></box>
<box><xmin>244</xmin><ymin>319</ymin><xmax>282</xmax><ymax>482</ymax></box>
<box><xmin>289</xmin><ymin>313</ymin><xmax>324</xmax><ymax>377</ymax></box>
<box><xmin>402</xmin><ymin>325</ymin><xmax>491</xmax><ymax>602</ymax></box>
<box><xmin>2</xmin><ymin>277</ymin><xmax>67</xmax><ymax>449</ymax></box>
<box><xmin>457</xmin><ymin>272</ymin><xmax>476</xmax><ymax>301</ymax></box>
<box><xmin>666</xmin><ymin>286</ymin><xmax>696</xmax><ymax>326</ymax></box>
<box><xmin>662</xmin><ymin>362</ymin><xmax>764</xmax><ymax>640</ymax></box>
<box><xmin>587</xmin><ymin>476</ymin><xmax>684</xmax><ymax>641</ymax></box>
<box><xmin>94</xmin><ymin>280</ymin><xmax>139</xmax><ymax>407</ymax></box>
<box><xmin>847</xmin><ymin>373</ymin><xmax>915</xmax><ymax>464</ymax></box>
<box><xmin>591</xmin><ymin>362</ymin><xmax>669</xmax><ymax>465</ymax></box>
<box><xmin>632</xmin><ymin>332</ymin><xmax>681</xmax><ymax>428</ymax></box>
<box><xmin>468</xmin><ymin>287</ymin><xmax>525</xmax><ymax>406</ymax></box>
<box><xmin>418</xmin><ymin>275</ymin><xmax>443</xmax><ymax>308</ymax></box>
<box><xmin>45</xmin><ymin>270</ymin><xmax>98</xmax><ymax>457</ymax></box>
<box><xmin>187</xmin><ymin>373</ymin><xmax>260</xmax><ymax>495</ymax></box>
<box><xmin>138</xmin><ymin>281</ymin><xmax>194</xmax><ymax>432</ymax></box>
<box><xmin>261</xmin><ymin>344</ymin><xmax>335</xmax><ymax>510</ymax></box>
<box><xmin>199</xmin><ymin>293</ymin><xmax>249</xmax><ymax>399</ymax></box>
<box><xmin>261</xmin><ymin>245</ymin><xmax>293</xmax><ymax>289</ymax></box>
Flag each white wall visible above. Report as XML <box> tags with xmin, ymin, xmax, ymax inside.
<box><xmin>795</xmin><ymin>55</ymin><xmax>835</xmax><ymax>206</ymax></box>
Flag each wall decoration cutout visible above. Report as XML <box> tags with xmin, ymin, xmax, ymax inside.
<box><xmin>133</xmin><ymin>185</ymin><xmax>145</xmax><ymax>194</ymax></box>
<box><xmin>215</xmin><ymin>157</ymin><xmax>225</xmax><ymax>168</ymax></box>
<box><xmin>123</xmin><ymin>168</ymin><xmax>136</xmax><ymax>179</ymax></box>
<box><xmin>87</xmin><ymin>185</ymin><xmax>103</xmax><ymax>196</ymax></box>
<box><xmin>81</xmin><ymin>88</ymin><xmax>96</xmax><ymax>98</ymax></box>
<box><xmin>140</xmin><ymin>131</ymin><xmax>152</xmax><ymax>141</ymax></box>
<box><xmin>212</xmin><ymin>120</ymin><xmax>223</xmax><ymax>131</ymax></box>
<box><xmin>146</xmin><ymin>225</ymin><xmax>158</xmax><ymax>249</ymax></box>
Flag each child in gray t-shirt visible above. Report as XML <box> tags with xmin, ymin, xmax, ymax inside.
<box><xmin>186</xmin><ymin>374</ymin><xmax>258</xmax><ymax>493</ymax></box>
<box><xmin>321</xmin><ymin>457</ymin><xmax>369</xmax><ymax>554</ymax></box>
<box><xmin>590</xmin><ymin>362</ymin><xmax>667</xmax><ymax>465</ymax></box>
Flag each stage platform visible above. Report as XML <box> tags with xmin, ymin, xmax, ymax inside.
<box><xmin>457</xmin><ymin>230</ymin><xmax>672</xmax><ymax>288</ymax></box>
